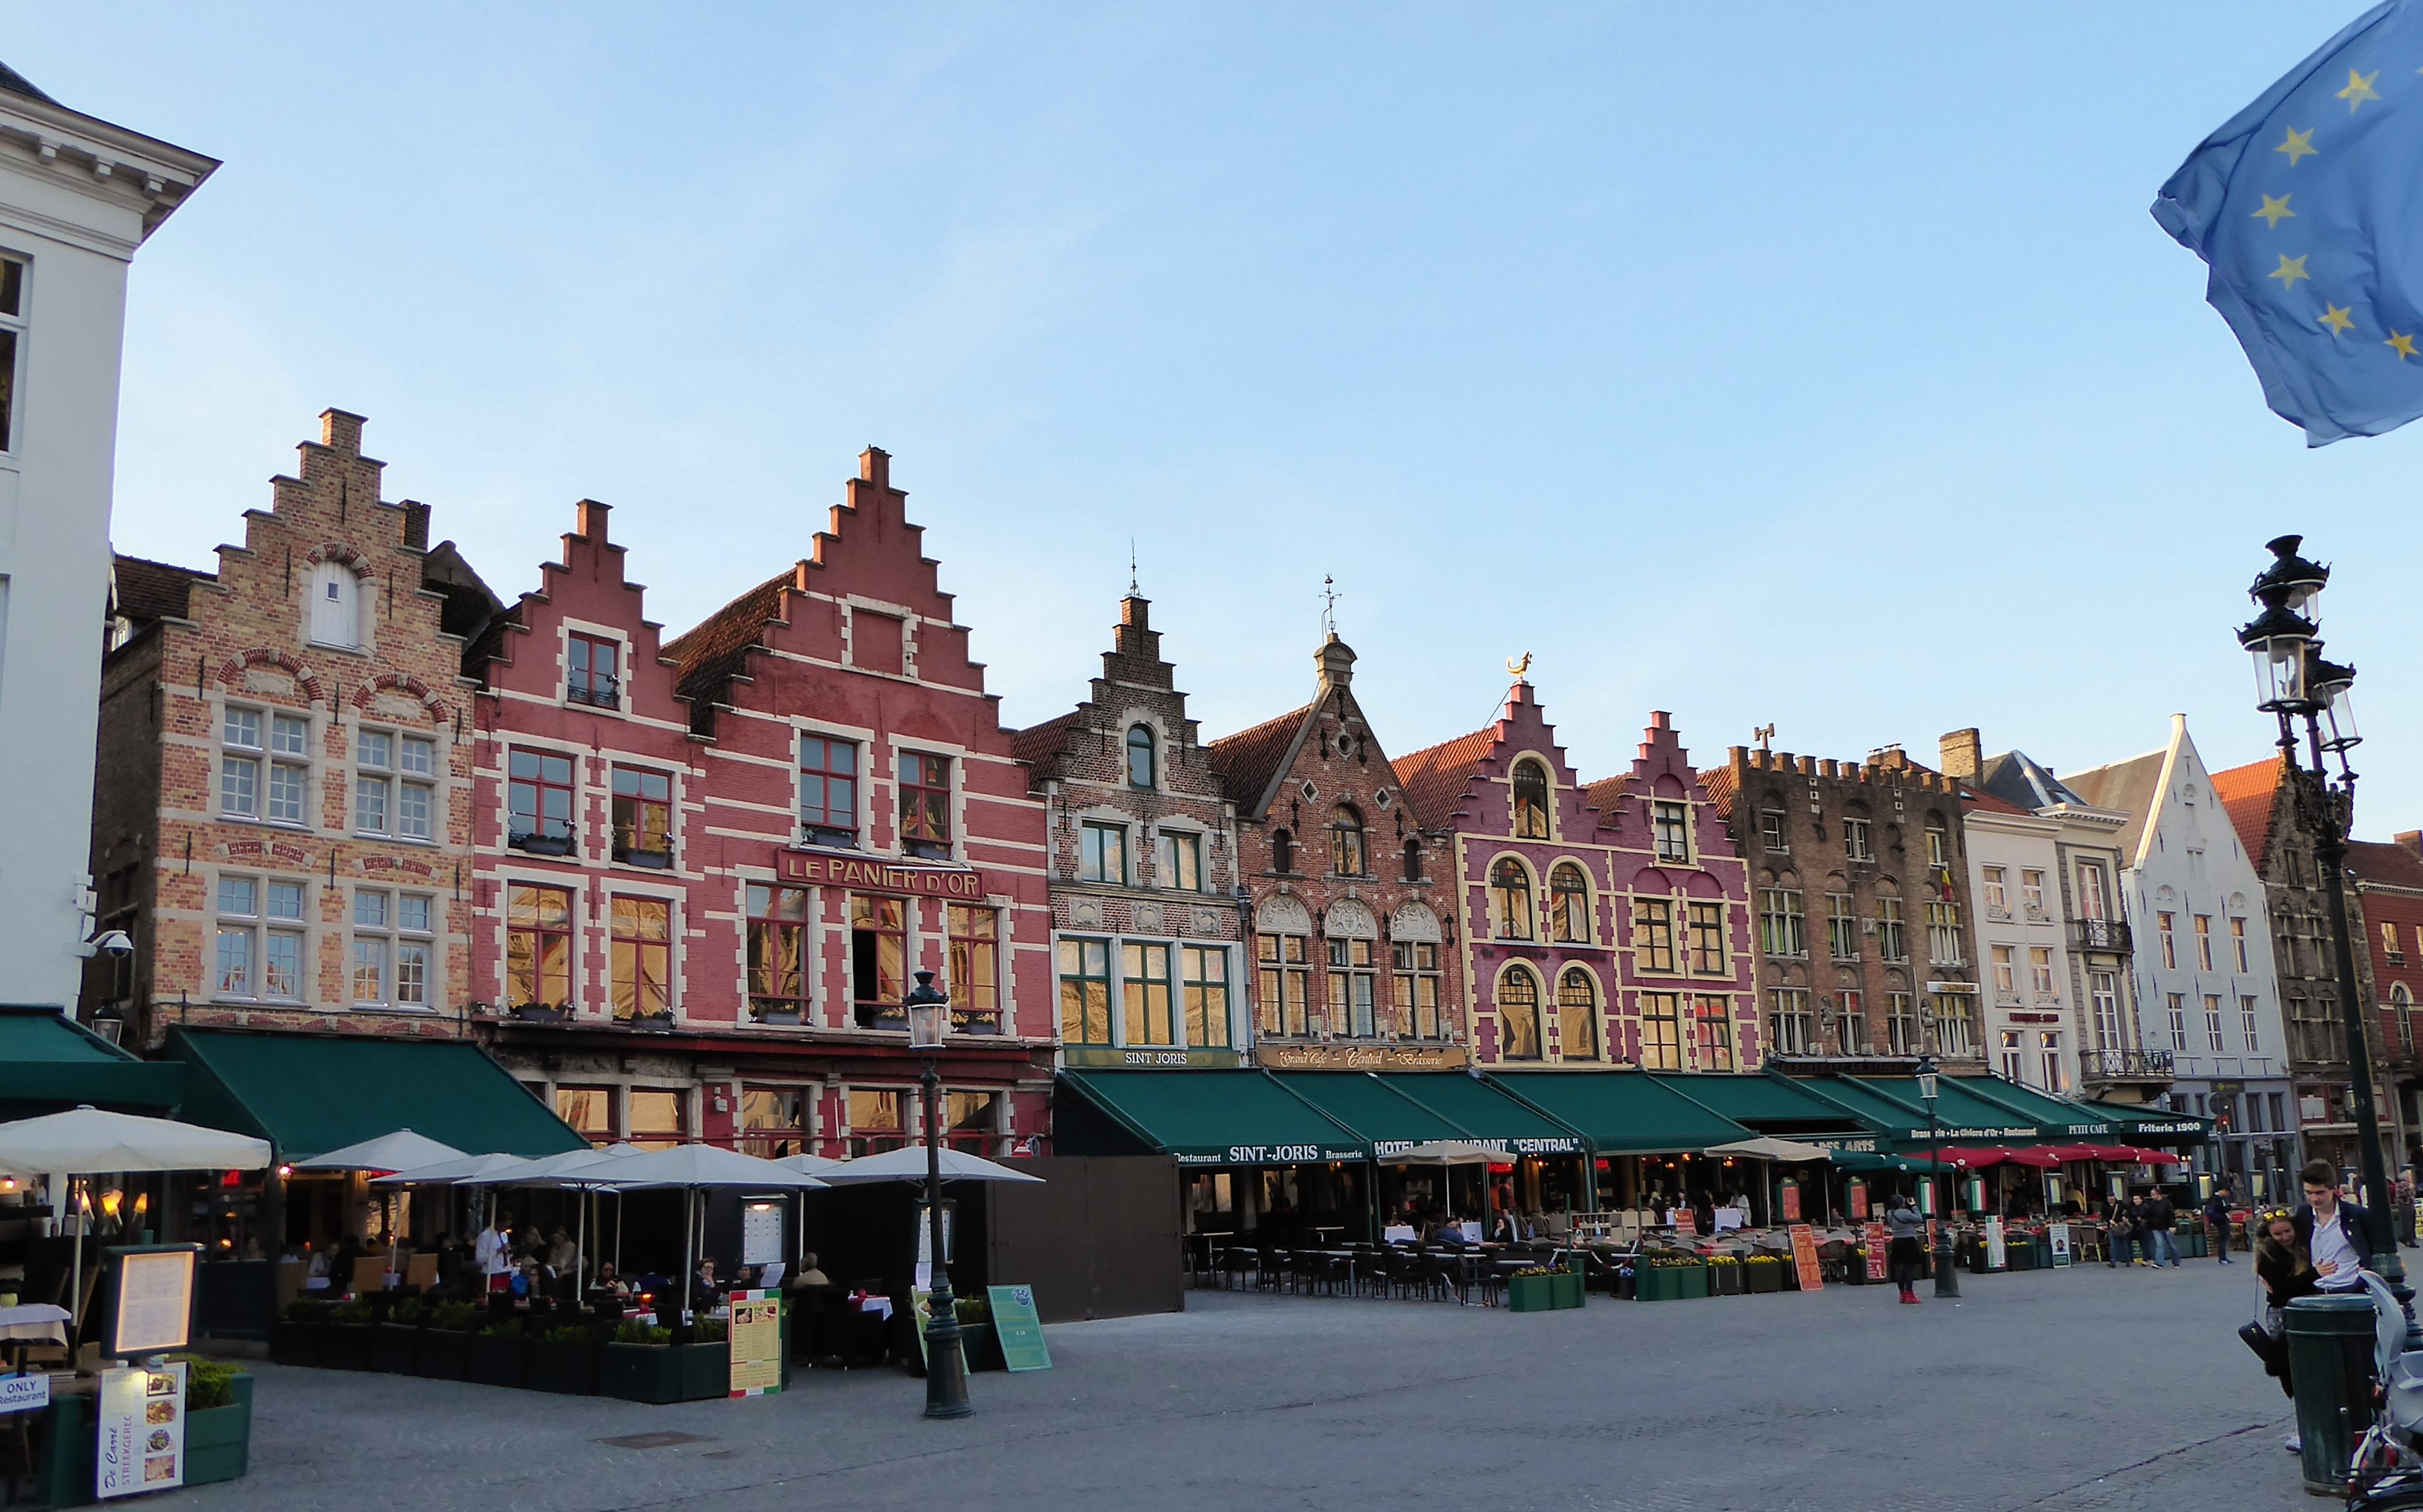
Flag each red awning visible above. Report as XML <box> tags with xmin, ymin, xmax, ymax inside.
<box><xmin>2000</xmin><ymin>1148</ymin><xmax>2064</xmax><ymax>1170</ymax></box>
<box><xmin>1940</xmin><ymin>1147</ymin><xmax>2011</xmax><ymax>1168</ymax></box>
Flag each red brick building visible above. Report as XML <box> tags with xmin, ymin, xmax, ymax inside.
<box><xmin>85</xmin><ymin>410</ymin><xmax>495</xmax><ymax>1046</ymax></box>
<box><xmin>1206</xmin><ymin>634</ymin><xmax>1460</xmax><ymax>1069</ymax></box>
<box><xmin>2350</xmin><ymin>834</ymin><xmax>2423</xmax><ymax>1170</ymax></box>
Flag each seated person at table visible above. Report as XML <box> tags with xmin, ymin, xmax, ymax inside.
<box><xmin>785</xmin><ymin>1252</ymin><xmax>831</xmax><ymax>1287</ymax></box>
<box><xmin>691</xmin><ymin>1258</ymin><xmax>724</xmax><ymax>1310</ymax></box>
<box><xmin>547</xmin><ymin>1227</ymin><xmax>577</xmax><ymax>1276</ymax></box>
<box><xmin>592</xmin><ymin>1262</ymin><xmax>629</xmax><ymax>1297</ymax></box>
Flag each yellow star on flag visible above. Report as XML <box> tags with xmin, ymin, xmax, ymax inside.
<box><xmin>2268</xmin><ymin>253</ymin><xmax>2311</xmax><ymax>290</ymax></box>
<box><xmin>2339</xmin><ymin>68</ymin><xmax>2382</xmax><ymax>111</ymax></box>
<box><xmin>2253</xmin><ymin>194</ymin><xmax>2295</xmax><ymax>228</ymax></box>
<box><xmin>2389</xmin><ymin>331</ymin><xmax>2418</xmax><ymax>360</ymax></box>
<box><xmin>2277</xmin><ymin>126</ymin><xmax>2318</xmax><ymax>164</ymax></box>
<box><xmin>2320</xmin><ymin>304</ymin><xmax>2356</xmax><ymax>336</ymax></box>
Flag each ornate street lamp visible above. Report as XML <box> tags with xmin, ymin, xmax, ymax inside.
<box><xmin>906</xmin><ymin>970</ymin><xmax>972</xmax><ymax>1418</ymax></box>
<box><xmin>2236</xmin><ymin>535</ymin><xmax>2411</xmax><ymax>1344</ymax></box>
<box><xmin>1917</xmin><ymin>1056</ymin><xmax>1958</xmax><ymax>1298</ymax></box>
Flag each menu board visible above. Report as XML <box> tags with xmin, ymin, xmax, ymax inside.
<box><xmin>726</xmin><ymin>1289</ymin><xmax>781</xmax><ymax>1397</ymax></box>
<box><xmin>987</xmin><ymin>1285</ymin><xmax>1052</xmax><ymax>1372</ymax></box>
<box><xmin>1985</xmin><ymin>1219</ymin><xmax>2007</xmax><ymax>1271</ymax></box>
<box><xmin>741</xmin><ymin>1204</ymin><xmax>785</xmax><ymax>1267</ymax></box>
<box><xmin>111</xmin><ymin>1250</ymin><xmax>195</xmax><ymax>1358</ymax></box>
<box><xmin>96</xmin><ymin>1361</ymin><xmax>183</xmax><ymax>1500</ymax></box>
<box><xmin>2048</xmin><ymin>1222</ymin><xmax>2072</xmax><ymax>1267</ymax></box>
<box><xmin>1673</xmin><ymin>1208</ymin><xmax>1697</xmax><ymax>1237</ymax></box>
<box><xmin>1848</xmin><ymin>1182</ymin><xmax>1869</xmax><ymax>1221</ymax></box>
<box><xmin>1864</xmin><ymin>1221</ymin><xmax>1889</xmax><ymax>1282</ymax></box>
<box><xmin>1781</xmin><ymin>1183</ymin><xmax>1802</xmax><ymax>1223</ymax></box>
<box><xmin>1788</xmin><ymin>1223</ymin><xmax>1824</xmax><ymax>1292</ymax></box>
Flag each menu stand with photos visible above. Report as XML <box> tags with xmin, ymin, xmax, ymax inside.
<box><xmin>95</xmin><ymin>1245</ymin><xmax>201</xmax><ymax>1500</ymax></box>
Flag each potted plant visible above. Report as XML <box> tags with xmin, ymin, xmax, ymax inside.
<box><xmin>372</xmin><ymin>1298</ymin><xmax>426</xmax><ymax>1373</ymax></box>
<box><xmin>510</xmin><ymin>1001</ymin><xmax>570</xmax><ymax>1023</ymax></box>
<box><xmin>753</xmin><ymin>1006</ymin><xmax>803</xmax><ymax>1027</ymax></box>
<box><xmin>271</xmin><ymin>1296</ymin><xmax>331</xmax><ymax>1367</ymax></box>
<box><xmin>168</xmin><ymin>1355</ymin><xmax>253</xmax><ymax>1487</ymax></box>
<box><xmin>528</xmin><ymin>1322</ymin><xmax>601</xmax><ymax>1395</ymax></box>
<box><xmin>465</xmin><ymin>1317</ymin><xmax>529</xmax><ymax>1390</ymax></box>
<box><xmin>321</xmin><ymin>1300</ymin><xmax>375</xmax><ymax>1370</ymax></box>
<box><xmin>625</xmin><ymin>1008</ymin><xmax>676</xmax><ymax>1031</ymax></box>
<box><xmin>1707</xmin><ymin>1255</ymin><xmax>1743</xmax><ymax>1296</ymax></box>
<box><xmin>956</xmin><ymin>1295</ymin><xmax>1005</xmax><ymax>1371</ymax></box>
<box><xmin>415</xmin><ymin>1301</ymin><xmax>476</xmax><ymax>1381</ymax></box>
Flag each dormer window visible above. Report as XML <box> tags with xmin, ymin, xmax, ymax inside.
<box><xmin>568</xmin><ymin>632</ymin><xmax>621</xmax><ymax>708</ymax></box>
<box><xmin>1512</xmin><ymin>760</ymin><xmax>1551</xmax><ymax>839</ymax></box>
<box><xmin>1126</xmin><ymin>724</ymin><xmax>1157</xmax><ymax>789</ymax></box>
<box><xmin>309</xmin><ymin>563</ymin><xmax>361</xmax><ymax>649</ymax></box>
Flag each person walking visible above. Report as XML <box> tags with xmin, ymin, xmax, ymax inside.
<box><xmin>2293</xmin><ymin>1158</ymin><xmax>2373</xmax><ymax>1295</ymax></box>
<box><xmin>1885</xmin><ymin>1194</ymin><xmax>1928</xmax><ymax>1304</ymax></box>
<box><xmin>2207</xmin><ymin>1184</ymin><xmax>2237</xmax><ymax>1264</ymax></box>
<box><xmin>2143</xmin><ymin>1186</ymin><xmax>2180</xmax><ymax>1267</ymax></box>
<box><xmin>2104</xmin><ymin>1193</ymin><xmax>2133</xmax><ymax>1268</ymax></box>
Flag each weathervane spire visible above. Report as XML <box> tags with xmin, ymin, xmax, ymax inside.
<box><xmin>1320</xmin><ymin>575</ymin><xmax>1340</xmax><ymax>637</ymax></box>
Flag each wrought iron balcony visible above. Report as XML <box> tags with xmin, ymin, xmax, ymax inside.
<box><xmin>2073</xmin><ymin>919</ymin><xmax>2133</xmax><ymax>953</ymax></box>
<box><xmin>2080</xmin><ymin>1047</ymin><xmax>2172</xmax><ymax>1082</ymax></box>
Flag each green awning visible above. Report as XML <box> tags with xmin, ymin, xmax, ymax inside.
<box><xmin>1382</xmin><ymin>1073</ymin><xmax>1587</xmax><ymax>1155</ymax></box>
<box><xmin>165</xmin><ymin>1028</ymin><xmax>585</xmax><ymax>1163</ymax></box>
<box><xmin>1057</xmin><ymin>1071</ymin><xmax>1369</xmax><ymax>1166</ymax></box>
<box><xmin>1785</xmin><ymin>1076</ymin><xmax>2051</xmax><ymax>1146</ymax></box>
<box><xmin>1487</xmin><ymin>1071</ymin><xmax>1750</xmax><ymax>1154</ymax></box>
<box><xmin>1267</xmin><ymin>1073</ymin><xmax>1466</xmax><ymax>1157</ymax></box>
<box><xmin>2069</xmin><ymin>1097</ymin><xmax>2213</xmax><ymax>1143</ymax></box>
<box><xmin>1652</xmin><ymin>1073</ymin><xmax>1872</xmax><ymax>1137</ymax></box>
<box><xmin>0</xmin><ymin>1006</ymin><xmax>183</xmax><ymax>1112</ymax></box>
<box><xmin>1956</xmin><ymin>1078</ymin><xmax>2143</xmax><ymax>1139</ymax></box>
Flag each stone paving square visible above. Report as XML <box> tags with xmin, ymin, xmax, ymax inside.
<box><xmin>185</xmin><ymin>1258</ymin><xmax>2319</xmax><ymax>1512</ymax></box>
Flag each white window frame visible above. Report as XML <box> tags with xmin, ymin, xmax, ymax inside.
<box><xmin>350</xmin><ymin>885</ymin><xmax>437</xmax><ymax>1010</ymax></box>
<box><xmin>212</xmin><ymin>873</ymin><xmax>309</xmax><ymax>1004</ymax></box>
<box><xmin>354</xmin><ymin>724</ymin><xmax>438</xmax><ymax>841</ymax></box>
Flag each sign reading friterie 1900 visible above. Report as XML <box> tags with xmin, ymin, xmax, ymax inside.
<box><xmin>775</xmin><ymin>849</ymin><xmax>986</xmax><ymax>898</ymax></box>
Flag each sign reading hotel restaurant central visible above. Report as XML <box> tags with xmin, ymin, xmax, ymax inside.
<box><xmin>775</xmin><ymin>847</ymin><xmax>985</xmax><ymax>898</ymax></box>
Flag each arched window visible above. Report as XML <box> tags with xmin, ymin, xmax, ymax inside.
<box><xmin>1548</xmin><ymin>863</ymin><xmax>1591</xmax><ymax>943</ymax></box>
<box><xmin>1499</xmin><ymin>966</ymin><xmax>1542</xmax><ymax>1060</ymax></box>
<box><xmin>1401</xmin><ymin>838</ymin><xmax>1424</xmax><ymax>882</ymax></box>
<box><xmin>1126</xmin><ymin>724</ymin><xmax>1156</xmax><ymax>789</ymax></box>
<box><xmin>1512</xmin><ymin>760</ymin><xmax>1551</xmax><ymax>839</ymax></box>
<box><xmin>309</xmin><ymin>562</ymin><xmax>361</xmax><ymax>649</ymax></box>
<box><xmin>1271</xmin><ymin>828</ymin><xmax>1293</xmax><ymax>874</ymax></box>
<box><xmin>2398</xmin><ymin>983</ymin><xmax>2415</xmax><ymax>1056</ymax></box>
<box><xmin>1329</xmin><ymin>805</ymin><xmax>1366</xmax><ymax>877</ymax></box>
<box><xmin>1492</xmin><ymin>858</ymin><xmax>1534</xmax><ymax>940</ymax></box>
<box><xmin>1557</xmin><ymin>968</ymin><xmax>1599</xmax><ymax>1062</ymax></box>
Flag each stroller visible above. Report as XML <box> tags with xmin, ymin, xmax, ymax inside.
<box><xmin>2338</xmin><ymin>1272</ymin><xmax>2423</xmax><ymax>1506</ymax></box>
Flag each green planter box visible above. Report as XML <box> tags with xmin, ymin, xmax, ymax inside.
<box><xmin>963</xmin><ymin>1322</ymin><xmax>1007</xmax><ymax>1372</ymax></box>
<box><xmin>1552</xmin><ymin>1271</ymin><xmax>1584</xmax><ymax>1309</ymax></box>
<box><xmin>372</xmin><ymin>1322</ymin><xmax>419</xmax><ymax>1373</ymax></box>
<box><xmin>269</xmin><ymin>1320</ymin><xmax>320</xmax><ymax>1367</ymax></box>
<box><xmin>675</xmin><ymin>1341</ymin><xmax>729</xmax><ymax>1400</ymax></box>
<box><xmin>416</xmin><ymin>1329</ymin><xmax>470</xmax><ymax>1381</ymax></box>
<box><xmin>602</xmin><ymin>1342</ymin><xmax>685</xmax><ymax>1403</ymax></box>
<box><xmin>1638</xmin><ymin>1263</ymin><xmax>1706</xmax><ymax>1301</ymax></box>
<box><xmin>526</xmin><ymin>1339</ymin><xmax>599</xmax><ymax>1395</ymax></box>
<box><xmin>320</xmin><ymin>1322</ymin><xmax>374</xmax><ymax>1370</ymax></box>
<box><xmin>2007</xmin><ymin>1241</ymin><xmax>2037</xmax><ymax>1271</ymax></box>
<box><xmin>185</xmin><ymin>1375</ymin><xmax>254</xmax><ymax>1487</ymax></box>
<box><xmin>1743</xmin><ymin>1262</ymin><xmax>1785</xmax><ymax>1293</ymax></box>
<box><xmin>1709</xmin><ymin>1264</ymin><xmax>1742</xmax><ymax>1295</ymax></box>
<box><xmin>466</xmin><ymin>1331</ymin><xmax>529</xmax><ymax>1390</ymax></box>
<box><xmin>1678</xmin><ymin>1263</ymin><xmax>1708</xmax><ymax>1300</ymax></box>
<box><xmin>1508</xmin><ymin>1274</ymin><xmax>1559</xmax><ymax>1312</ymax></box>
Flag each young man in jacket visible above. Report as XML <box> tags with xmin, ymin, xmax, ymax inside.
<box><xmin>2294</xmin><ymin>1158</ymin><xmax>2374</xmax><ymax>1294</ymax></box>
<box><xmin>2143</xmin><ymin>1189</ymin><xmax>2179</xmax><ymax>1267</ymax></box>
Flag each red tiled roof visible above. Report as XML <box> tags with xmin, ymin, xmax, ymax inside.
<box><xmin>665</xmin><ymin>567</ymin><xmax>794</xmax><ymax>735</ymax></box>
<box><xmin>112</xmin><ymin>553</ymin><xmax>212</xmax><ymax>625</ymax></box>
<box><xmin>1392</xmin><ymin>726</ymin><xmax>1494</xmax><ymax>830</ymax></box>
<box><xmin>2350</xmin><ymin>838</ymin><xmax>2423</xmax><ymax>892</ymax></box>
<box><xmin>1696</xmin><ymin>764</ymin><xmax>1738</xmax><ymax>820</ymax></box>
<box><xmin>1581</xmin><ymin>775</ymin><xmax>1631</xmax><ymax>819</ymax></box>
<box><xmin>1205</xmin><ymin>701</ymin><xmax>1315</xmax><ymax>819</ymax></box>
<box><xmin>1009</xmin><ymin>711</ymin><xmax>1078</xmax><ymax>777</ymax></box>
<box><xmin>1963</xmin><ymin>786</ymin><xmax>2034</xmax><ymax>817</ymax></box>
<box><xmin>2210</xmin><ymin>755</ymin><xmax>2286</xmax><ymax>872</ymax></box>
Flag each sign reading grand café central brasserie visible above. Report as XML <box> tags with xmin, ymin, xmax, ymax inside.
<box><xmin>776</xmin><ymin>847</ymin><xmax>987</xmax><ymax>898</ymax></box>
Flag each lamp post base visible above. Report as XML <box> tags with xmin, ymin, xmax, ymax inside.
<box><xmin>1933</xmin><ymin>1241</ymin><xmax>1961</xmax><ymax>1298</ymax></box>
<box><xmin>922</xmin><ymin>1301</ymin><xmax>972</xmax><ymax>1419</ymax></box>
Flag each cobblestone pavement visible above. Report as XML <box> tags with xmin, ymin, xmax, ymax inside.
<box><xmin>186</xmin><ymin>1256</ymin><xmax>2325</xmax><ymax>1512</ymax></box>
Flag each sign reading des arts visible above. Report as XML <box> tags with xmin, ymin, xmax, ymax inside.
<box><xmin>775</xmin><ymin>847</ymin><xmax>988</xmax><ymax>899</ymax></box>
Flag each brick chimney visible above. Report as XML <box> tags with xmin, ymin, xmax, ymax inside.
<box><xmin>1939</xmin><ymin>728</ymin><xmax>1982</xmax><ymax>781</ymax></box>
<box><xmin>2398</xmin><ymin>830</ymin><xmax>2422</xmax><ymax>859</ymax></box>
<box><xmin>399</xmin><ymin>500</ymin><xmax>430</xmax><ymax>550</ymax></box>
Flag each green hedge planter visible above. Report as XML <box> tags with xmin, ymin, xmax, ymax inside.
<box><xmin>1508</xmin><ymin>1274</ymin><xmax>1558</xmax><ymax>1311</ymax></box>
<box><xmin>1552</xmin><ymin>1271</ymin><xmax>1584</xmax><ymax>1308</ymax></box>
<box><xmin>371</xmin><ymin>1322</ymin><xmax>419</xmax><ymax>1373</ymax></box>
<box><xmin>465</xmin><ymin>1331</ymin><xmax>529</xmax><ymax>1390</ymax></box>
<box><xmin>416</xmin><ymin>1329</ymin><xmax>470</xmax><ymax>1381</ymax></box>
<box><xmin>602</xmin><ymin>1342</ymin><xmax>686</xmax><ymax>1403</ymax></box>
<box><xmin>676</xmin><ymin>1341</ymin><xmax>729</xmax><ymax>1400</ymax></box>
<box><xmin>320</xmin><ymin>1322</ymin><xmax>374</xmax><ymax>1370</ymax></box>
<box><xmin>526</xmin><ymin>1339</ymin><xmax>600</xmax><ymax>1395</ymax></box>
<box><xmin>185</xmin><ymin>1375</ymin><xmax>255</xmax><ymax>1487</ymax></box>
<box><xmin>1636</xmin><ymin>1264</ymin><xmax>1707</xmax><ymax>1302</ymax></box>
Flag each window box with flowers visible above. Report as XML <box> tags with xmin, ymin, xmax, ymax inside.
<box><xmin>1707</xmin><ymin>1254</ymin><xmax>1743</xmax><ymax>1295</ymax></box>
<box><xmin>1506</xmin><ymin>1265</ymin><xmax>1583</xmax><ymax>1312</ymax></box>
<box><xmin>1637</xmin><ymin>1255</ymin><xmax>1708</xmax><ymax>1302</ymax></box>
<box><xmin>1742</xmin><ymin>1254</ymin><xmax>1785</xmax><ymax>1293</ymax></box>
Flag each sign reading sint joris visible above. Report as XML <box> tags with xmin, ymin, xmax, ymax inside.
<box><xmin>775</xmin><ymin>848</ymin><xmax>986</xmax><ymax>898</ymax></box>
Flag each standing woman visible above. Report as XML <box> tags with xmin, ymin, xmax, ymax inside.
<box><xmin>2251</xmin><ymin>1209</ymin><xmax>2319</xmax><ymax>1451</ymax></box>
<box><xmin>1885</xmin><ymin>1194</ymin><xmax>1928</xmax><ymax>1304</ymax></box>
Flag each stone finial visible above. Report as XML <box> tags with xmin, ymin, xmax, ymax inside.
<box><xmin>1317</xmin><ymin>634</ymin><xmax>1356</xmax><ymax>688</ymax></box>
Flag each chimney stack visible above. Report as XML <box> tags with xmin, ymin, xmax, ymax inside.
<box><xmin>1939</xmin><ymin>728</ymin><xmax>1982</xmax><ymax>781</ymax></box>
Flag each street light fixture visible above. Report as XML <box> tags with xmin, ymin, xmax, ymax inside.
<box><xmin>2236</xmin><ymin>534</ymin><xmax>2411</xmax><ymax>1346</ymax></box>
<box><xmin>1915</xmin><ymin>1056</ymin><xmax>1958</xmax><ymax>1298</ymax></box>
<box><xmin>905</xmin><ymin>970</ymin><xmax>972</xmax><ymax>1419</ymax></box>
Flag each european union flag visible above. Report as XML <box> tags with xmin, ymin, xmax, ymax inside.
<box><xmin>2154</xmin><ymin>0</ymin><xmax>2423</xmax><ymax>445</ymax></box>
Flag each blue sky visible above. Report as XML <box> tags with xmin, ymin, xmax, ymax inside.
<box><xmin>16</xmin><ymin>3</ymin><xmax>2420</xmax><ymax>830</ymax></box>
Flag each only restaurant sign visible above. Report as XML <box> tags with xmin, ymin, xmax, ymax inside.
<box><xmin>775</xmin><ymin>847</ymin><xmax>987</xmax><ymax>899</ymax></box>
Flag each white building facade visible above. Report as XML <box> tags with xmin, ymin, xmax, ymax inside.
<box><xmin>1961</xmin><ymin>797</ymin><xmax>2078</xmax><ymax>1094</ymax></box>
<box><xmin>0</xmin><ymin>63</ymin><xmax>211</xmax><ymax>1008</ymax></box>
<box><xmin>2066</xmin><ymin>716</ymin><xmax>2298</xmax><ymax>1193</ymax></box>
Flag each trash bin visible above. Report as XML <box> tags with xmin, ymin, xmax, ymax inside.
<box><xmin>2286</xmin><ymin>1293</ymin><xmax>2378</xmax><ymax>1495</ymax></box>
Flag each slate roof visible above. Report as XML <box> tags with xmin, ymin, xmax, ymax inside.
<box><xmin>1976</xmin><ymin>750</ymin><xmax>2095</xmax><ymax>813</ymax></box>
<box><xmin>2058</xmin><ymin>749</ymin><xmax>2165</xmax><ymax>860</ymax></box>
<box><xmin>664</xmin><ymin>568</ymin><xmax>793</xmax><ymax>737</ymax></box>
<box><xmin>2349</xmin><ymin>839</ymin><xmax>2423</xmax><ymax>893</ymax></box>
<box><xmin>2211</xmin><ymin>755</ymin><xmax>2287</xmax><ymax>873</ymax></box>
<box><xmin>1204</xmin><ymin>701</ymin><xmax>1316</xmax><ymax>821</ymax></box>
<box><xmin>0</xmin><ymin>61</ymin><xmax>55</xmax><ymax>106</ymax></box>
<box><xmin>1392</xmin><ymin>726</ymin><xmax>1494</xmax><ymax>830</ymax></box>
<box><xmin>111</xmin><ymin>554</ymin><xmax>212</xmax><ymax>626</ymax></box>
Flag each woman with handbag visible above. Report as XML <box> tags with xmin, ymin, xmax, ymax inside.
<box><xmin>1884</xmin><ymin>1194</ymin><xmax>1928</xmax><ymax>1304</ymax></box>
<box><xmin>2246</xmin><ymin>1211</ymin><xmax>2317</xmax><ymax>1399</ymax></box>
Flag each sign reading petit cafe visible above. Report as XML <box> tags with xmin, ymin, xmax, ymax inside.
<box><xmin>775</xmin><ymin>848</ymin><xmax>987</xmax><ymax>899</ymax></box>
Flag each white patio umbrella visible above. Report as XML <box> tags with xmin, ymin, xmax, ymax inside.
<box><xmin>0</xmin><ymin>1107</ymin><xmax>271</xmax><ymax>1329</ymax></box>
<box><xmin>370</xmin><ymin>1151</ymin><xmax>533</xmax><ymax>1187</ymax></box>
<box><xmin>813</xmin><ymin>1146</ymin><xmax>1042</xmax><ymax>1185</ymax></box>
<box><xmin>772</xmin><ymin>1151</ymin><xmax>847</xmax><ymax>1177</ymax></box>
<box><xmin>290</xmin><ymin>1129</ymin><xmax>466</xmax><ymax>1174</ymax></box>
<box><xmin>1383</xmin><ymin>1142</ymin><xmax>1497</xmax><ymax>1234</ymax></box>
<box><xmin>590</xmin><ymin>1144</ymin><xmax>831</xmax><ymax>1318</ymax></box>
<box><xmin>455</xmin><ymin>1143</ymin><xmax>647</xmax><ymax>1290</ymax></box>
<box><xmin>1707</xmin><ymin>1136</ymin><xmax>1833</xmax><ymax>1163</ymax></box>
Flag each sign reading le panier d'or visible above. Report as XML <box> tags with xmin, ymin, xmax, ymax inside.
<box><xmin>775</xmin><ymin>847</ymin><xmax>985</xmax><ymax>899</ymax></box>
